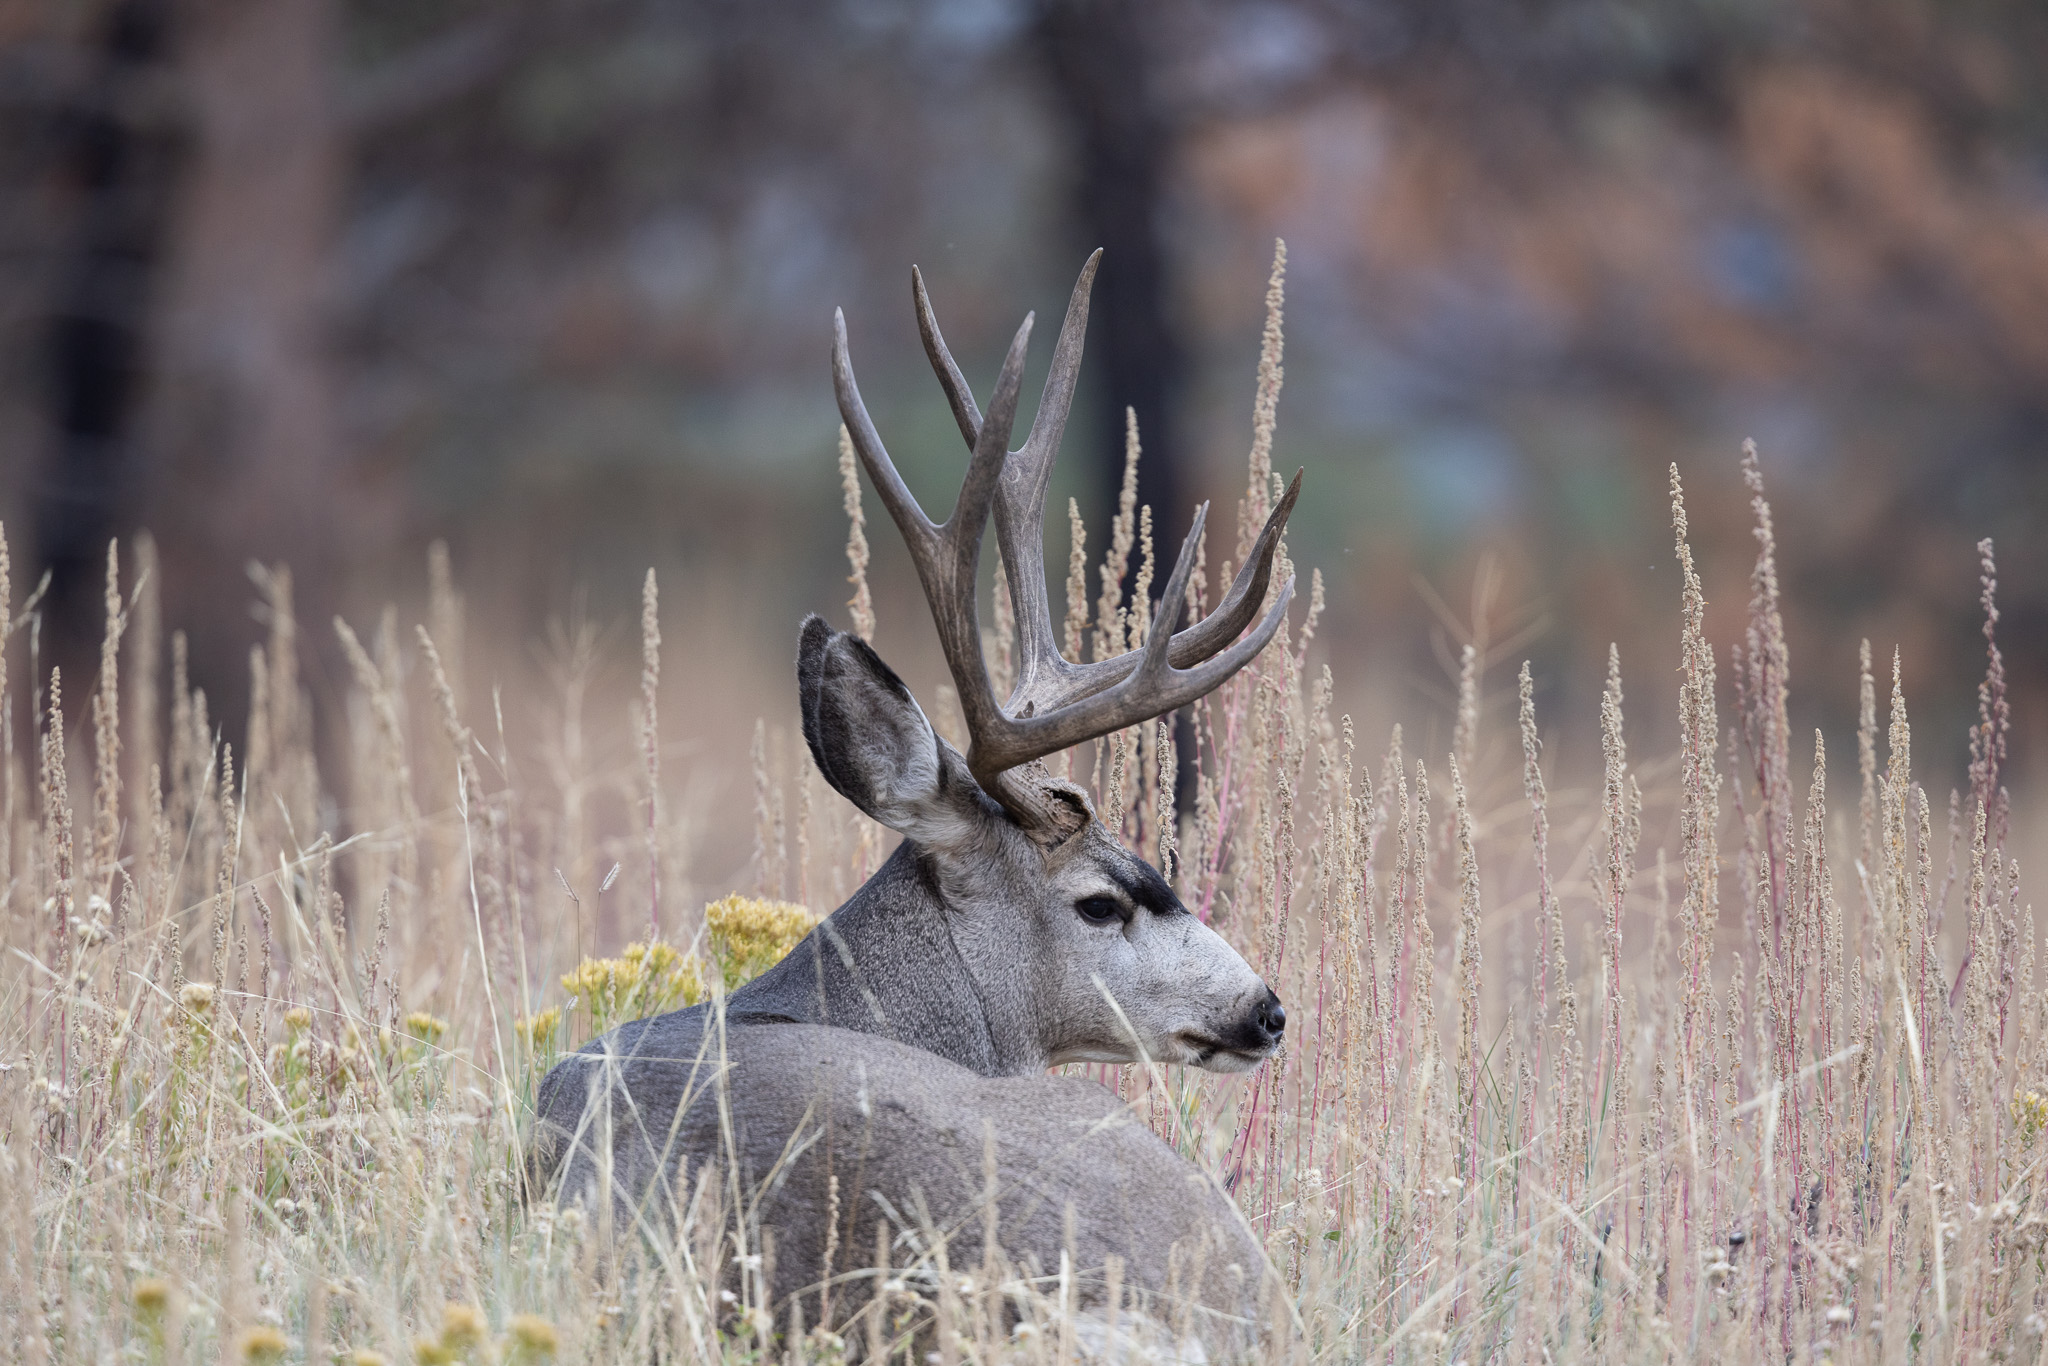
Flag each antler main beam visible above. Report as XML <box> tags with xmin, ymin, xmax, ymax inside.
<box><xmin>832</xmin><ymin>254</ymin><xmax>1300</xmax><ymax>820</ymax></box>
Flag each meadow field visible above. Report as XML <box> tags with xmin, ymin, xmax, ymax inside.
<box><xmin>2</xmin><ymin>258</ymin><xmax>2042</xmax><ymax>1364</ymax></box>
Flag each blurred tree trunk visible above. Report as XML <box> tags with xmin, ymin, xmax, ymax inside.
<box><xmin>1037</xmin><ymin>0</ymin><xmax>1200</xmax><ymax>808</ymax></box>
<box><xmin>35</xmin><ymin>0</ymin><xmax>180</xmax><ymax>677</ymax></box>
<box><xmin>148</xmin><ymin>0</ymin><xmax>344</xmax><ymax>698</ymax></box>
<box><xmin>1035</xmin><ymin>0</ymin><xmax>1186</xmax><ymax>556</ymax></box>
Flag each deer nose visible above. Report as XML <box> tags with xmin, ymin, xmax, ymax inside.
<box><xmin>1256</xmin><ymin>989</ymin><xmax>1286</xmax><ymax>1040</ymax></box>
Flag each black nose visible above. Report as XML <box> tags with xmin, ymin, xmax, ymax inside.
<box><xmin>1256</xmin><ymin>990</ymin><xmax>1286</xmax><ymax>1040</ymax></box>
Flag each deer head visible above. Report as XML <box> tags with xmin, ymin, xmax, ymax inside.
<box><xmin>768</xmin><ymin>251</ymin><xmax>1299</xmax><ymax>1076</ymax></box>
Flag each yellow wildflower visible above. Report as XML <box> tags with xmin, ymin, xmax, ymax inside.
<box><xmin>561</xmin><ymin>941</ymin><xmax>703</xmax><ymax>1028</ymax></box>
<box><xmin>236</xmin><ymin>1326</ymin><xmax>290</xmax><ymax>1364</ymax></box>
<box><xmin>439</xmin><ymin>1303</ymin><xmax>487</xmax><ymax>1352</ymax></box>
<box><xmin>283</xmin><ymin>1006</ymin><xmax>313</xmax><ymax>1033</ymax></box>
<box><xmin>518</xmin><ymin>1007</ymin><xmax>562</xmax><ymax>1052</ymax></box>
<box><xmin>132</xmin><ymin>1277</ymin><xmax>171</xmax><ymax>1315</ymax></box>
<box><xmin>507</xmin><ymin>1314</ymin><xmax>559</xmax><ymax>1361</ymax></box>
<box><xmin>560</xmin><ymin>954</ymin><xmax>639</xmax><ymax>1011</ymax></box>
<box><xmin>413</xmin><ymin>1339</ymin><xmax>455</xmax><ymax>1366</ymax></box>
<box><xmin>705</xmin><ymin>894</ymin><xmax>817</xmax><ymax>988</ymax></box>
<box><xmin>404</xmin><ymin>1012</ymin><xmax>448</xmax><ymax>1044</ymax></box>
<box><xmin>619</xmin><ymin>941</ymin><xmax>703</xmax><ymax>1011</ymax></box>
<box><xmin>2015</xmin><ymin>1090</ymin><xmax>2048</xmax><ymax>1145</ymax></box>
<box><xmin>350</xmin><ymin>1351</ymin><xmax>389</xmax><ymax>1366</ymax></box>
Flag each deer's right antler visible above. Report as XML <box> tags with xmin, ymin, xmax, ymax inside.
<box><xmin>832</xmin><ymin>253</ymin><xmax>1299</xmax><ymax>826</ymax></box>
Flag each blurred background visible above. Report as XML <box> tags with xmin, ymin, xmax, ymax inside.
<box><xmin>3</xmin><ymin>0</ymin><xmax>2045</xmax><ymax>884</ymax></box>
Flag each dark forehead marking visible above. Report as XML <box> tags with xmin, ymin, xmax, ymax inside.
<box><xmin>1106</xmin><ymin>858</ymin><xmax>1187</xmax><ymax>917</ymax></box>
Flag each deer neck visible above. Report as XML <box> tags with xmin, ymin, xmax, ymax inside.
<box><xmin>727</xmin><ymin>842</ymin><xmax>1046</xmax><ymax>1076</ymax></box>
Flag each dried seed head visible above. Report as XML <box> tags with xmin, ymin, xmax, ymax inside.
<box><xmin>1245</xmin><ymin>238</ymin><xmax>1287</xmax><ymax>540</ymax></box>
<box><xmin>1451</xmin><ymin>643</ymin><xmax>1478</xmax><ymax>777</ymax></box>
<box><xmin>838</xmin><ymin>425</ymin><xmax>875</xmax><ymax>642</ymax></box>
<box><xmin>1063</xmin><ymin>498</ymin><xmax>1088</xmax><ymax>662</ymax></box>
<box><xmin>132</xmin><ymin>1277</ymin><xmax>171</xmax><ymax>1314</ymax></box>
<box><xmin>180</xmin><ymin>982</ymin><xmax>215</xmax><ymax>1013</ymax></box>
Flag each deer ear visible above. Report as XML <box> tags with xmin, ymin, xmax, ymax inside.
<box><xmin>797</xmin><ymin>616</ymin><xmax>982</xmax><ymax>843</ymax></box>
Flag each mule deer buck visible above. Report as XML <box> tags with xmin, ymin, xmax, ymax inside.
<box><xmin>532</xmin><ymin>252</ymin><xmax>1303</xmax><ymax>1352</ymax></box>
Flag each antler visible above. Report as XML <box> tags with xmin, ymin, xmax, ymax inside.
<box><xmin>914</xmin><ymin>253</ymin><xmax>1303</xmax><ymax>718</ymax></box>
<box><xmin>832</xmin><ymin>253</ymin><xmax>1299</xmax><ymax>823</ymax></box>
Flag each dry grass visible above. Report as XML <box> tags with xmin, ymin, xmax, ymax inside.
<box><xmin>2</xmin><ymin>249</ymin><xmax>2044</xmax><ymax>1363</ymax></box>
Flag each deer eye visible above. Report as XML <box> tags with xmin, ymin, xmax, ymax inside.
<box><xmin>1074</xmin><ymin>896</ymin><xmax>1124</xmax><ymax>925</ymax></box>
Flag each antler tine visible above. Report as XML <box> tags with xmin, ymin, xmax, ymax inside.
<box><xmin>834</xmin><ymin>308</ymin><xmax>939</xmax><ymax>551</ymax></box>
<box><xmin>998</xmin><ymin>250</ymin><xmax>1098</xmax><ymax>709</ymax></box>
<box><xmin>1013</xmin><ymin>249</ymin><xmax>1100</xmax><ymax>476</ymax></box>
<box><xmin>912</xmin><ymin>265</ymin><xmax>982</xmax><ymax>448</ymax></box>
<box><xmin>1167</xmin><ymin>466</ymin><xmax>1303</xmax><ymax>664</ymax></box>
<box><xmin>1134</xmin><ymin>501</ymin><xmax>1210</xmax><ymax>681</ymax></box>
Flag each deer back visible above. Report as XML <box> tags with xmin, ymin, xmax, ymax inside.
<box><xmin>532</xmin><ymin>1017</ymin><xmax>1266</xmax><ymax>1352</ymax></box>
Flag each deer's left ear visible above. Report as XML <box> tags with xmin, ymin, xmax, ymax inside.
<box><xmin>797</xmin><ymin>616</ymin><xmax>987</xmax><ymax>848</ymax></box>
